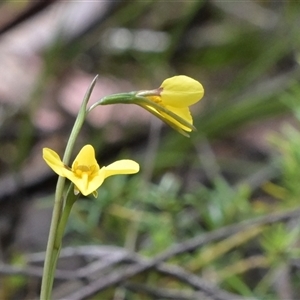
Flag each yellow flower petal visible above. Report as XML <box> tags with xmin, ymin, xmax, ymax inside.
<box><xmin>71</xmin><ymin>144</ymin><xmax>99</xmax><ymax>171</ymax></box>
<box><xmin>86</xmin><ymin>171</ymin><xmax>106</xmax><ymax>195</ymax></box>
<box><xmin>165</xmin><ymin>105</ymin><xmax>192</xmax><ymax>125</ymax></box>
<box><xmin>160</xmin><ymin>75</ymin><xmax>204</xmax><ymax>107</ymax></box>
<box><xmin>143</xmin><ymin>105</ymin><xmax>193</xmax><ymax>132</ymax></box>
<box><xmin>161</xmin><ymin>106</ymin><xmax>193</xmax><ymax>132</ymax></box>
<box><xmin>103</xmin><ymin>160</ymin><xmax>140</xmax><ymax>179</ymax></box>
<box><xmin>43</xmin><ymin>148</ymin><xmax>71</xmax><ymax>177</ymax></box>
<box><xmin>69</xmin><ymin>170</ymin><xmax>105</xmax><ymax>196</ymax></box>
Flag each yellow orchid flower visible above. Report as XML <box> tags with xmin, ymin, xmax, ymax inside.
<box><xmin>136</xmin><ymin>75</ymin><xmax>204</xmax><ymax>136</ymax></box>
<box><xmin>43</xmin><ymin>144</ymin><xmax>139</xmax><ymax>197</ymax></box>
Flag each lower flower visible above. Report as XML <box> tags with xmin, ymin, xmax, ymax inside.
<box><xmin>43</xmin><ymin>144</ymin><xmax>139</xmax><ymax>197</ymax></box>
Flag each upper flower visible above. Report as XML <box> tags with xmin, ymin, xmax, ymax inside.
<box><xmin>136</xmin><ymin>75</ymin><xmax>204</xmax><ymax>136</ymax></box>
<box><xmin>43</xmin><ymin>145</ymin><xmax>139</xmax><ymax>197</ymax></box>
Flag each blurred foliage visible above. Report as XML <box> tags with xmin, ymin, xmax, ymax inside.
<box><xmin>1</xmin><ymin>0</ymin><xmax>300</xmax><ymax>299</ymax></box>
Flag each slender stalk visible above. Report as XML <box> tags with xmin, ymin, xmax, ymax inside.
<box><xmin>54</xmin><ymin>184</ymin><xmax>79</xmax><ymax>250</ymax></box>
<box><xmin>40</xmin><ymin>176</ymin><xmax>64</xmax><ymax>299</ymax></box>
<box><xmin>88</xmin><ymin>92</ymin><xmax>136</xmax><ymax>112</ymax></box>
<box><xmin>40</xmin><ymin>76</ymin><xmax>98</xmax><ymax>300</ymax></box>
<box><xmin>45</xmin><ymin>184</ymin><xmax>79</xmax><ymax>300</ymax></box>
<box><xmin>44</xmin><ymin>185</ymin><xmax>79</xmax><ymax>299</ymax></box>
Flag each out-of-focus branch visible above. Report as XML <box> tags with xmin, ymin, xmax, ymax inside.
<box><xmin>0</xmin><ymin>0</ymin><xmax>58</xmax><ymax>35</ymax></box>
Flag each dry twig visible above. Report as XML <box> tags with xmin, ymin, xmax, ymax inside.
<box><xmin>1</xmin><ymin>207</ymin><xmax>299</xmax><ymax>300</ymax></box>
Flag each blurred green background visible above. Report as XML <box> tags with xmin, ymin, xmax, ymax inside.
<box><xmin>1</xmin><ymin>1</ymin><xmax>300</xmax><ymax>299</ymax></box>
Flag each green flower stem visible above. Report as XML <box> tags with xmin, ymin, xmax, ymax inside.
<box><xmin>88</xmin><ymin>92</ymin><xmax>136</xmax><ymax>112</ymax></box>
<box><xmin>44</xmin><ymin>184</ymin><xmax>79</xmax><ymax>300</ymax></box>
<box><xmin>40</xmin><ymin>76</ymin><xmax>98</xmax><ymax>300</ymax></box>
<box><xmin>54</xmin><ymin>184</ymin><xmax>79</xmax><ymax>250</ymax></box>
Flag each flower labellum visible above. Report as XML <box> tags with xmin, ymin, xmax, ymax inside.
<box><xmin>43</xmin><ymin>145</ymin><xmax>139</xmax><ymax>197</ymax></box>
